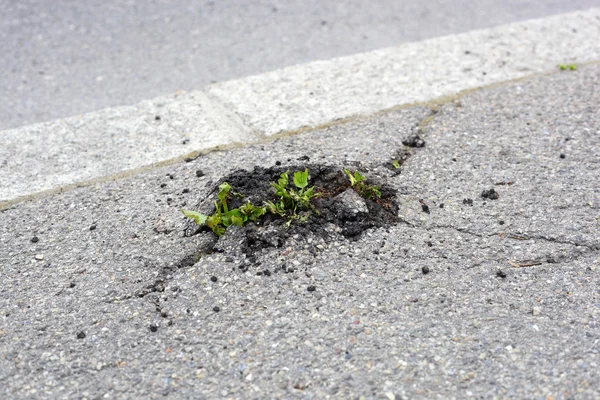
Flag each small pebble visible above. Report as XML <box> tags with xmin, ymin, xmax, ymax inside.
<box><xmin>34</xmin><ymin>254</ymin><xmax>44</xmax><ymax>261</ymax></box>
<box><xmin>76</xmin><ymin>331</ymin><xmax>86</xmax><ymax>339</ymax></box>
<box><xmin>89</xmin><ymin>225</ymin><xmax>96</xmax><ymax>231</ymax></box>
<box><xmin>422</xmin><ymin>266</ymin><xmax>430</xmax><ymax>274</ymax></box>
<box><xmin>31</xmin><ymin>236</ymin><xmax>39</xmax><ymax>243</ymax></box>
<box><xmin>210</xmin><ymin>276</ymin><xmax>218</xmax><ymax>282</ymax></box>
<box><xmin>149</xmin><ymin>325</ymin><xmax>158</xmax><ymax>332</ymax></box>
<box><xmin>195</xmin><ymin>170</ymin><xmax>205</xmax><ymax>178</ymax></box>
<box><xmin>213</xmin><ymin>306</ymin><xmax>221</xmax><ymax>312</ymax></box>
<box><xmin>559</xmin><ymin>153</ymin><xmax>566</xmax><ymax>159</ymax></box>
<box><xmin>496</xmin><ymin>270</ymin><xmax>507</xmax><ymax>278</ymax></box>
<box><xmin>307</xmin><ymin>285</ymin><xmax>316</xmax><ymax>292</ymax></box>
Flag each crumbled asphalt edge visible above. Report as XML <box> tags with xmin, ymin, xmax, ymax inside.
<box><xmin>145</xmin><ymin>110</ymin><xmax>438</xmax><ymax>310</ymax></box>
<box><xmin>172</xmin><ymin>110</ymin><xmax>438</xmax><ymax>277</ymax></box>
<box><xmin>111</xmin><ymin>157</ymin><xmax>415</xmax><ymax>317</ymax></box>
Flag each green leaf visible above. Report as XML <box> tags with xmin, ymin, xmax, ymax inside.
<box><xmin>239</xmin><ymin>202</ymin><xmax>255</xmax><ymax>216</ymax></box>
<box><xmin>371</xmin><ymin>186</ymin><xmax>381</xmax><ymax>198</ymax></box>
<box><xmin>293</xmin><ymin>169</ymin><xmax>309</xmax><ymax>189</ymax></box>
<box><xmin>206</xmin><ymin>214</ymin><xmax>222</xmax><ymax>230</ymax></box>
<box><xmin>558</xmin><ymin>63</ymin><xmax>577</xmax><ymax>71</ymax></box>
<box><xmin>265</xmin><ymin>201</ymin><xmax>284</xmax><ymax>216</ymax></box>
<box><xmin>250</xmin><ymin>206</ymin><xmax>266</xmax><ymax>222</ymax></box>
<box><xmin>297</xmin><ymin>213</ymin><xmax>309</xmax><ymax>223</ymax></box>
<box><xmin>213</xmin><ymin>226</ymin><xmax>226</xmax><ymax>236</ymax></box>
<box><xmin>230</xmin><ymin>215</ymin><xmax>244</xmax><ymax>226</ymax></box>
<box><xmin>213</xmin><ymin>200</ymin><xmax>221</xmax><ymax>216</ymax></box>
<box><xmin>222</xmin><ymin>209</ymin><xmax>243</xmax><ymax>227</ymax></box>
<box><xmin>392</xmin><ymin>160</ymin><xmax>401</xmax><ymax>169</ymax></box>
<box><xmin>303</xmin><ymin>186</ymin><xmax>315</xmax><ymax>199</ymax></box>
<box><xmin>353</xmin><ymin>171</ymin><xmax>365</xmax><ymax>183</ymax></box>
<box><xmin>271</xmin><ymin>171</ymin><xmax>290</xmax><ymax>199</ymax></box>
<box><xmin>343</xmin><ymin>169</ymin><xmax>356</xmax><ymax>186</ymax></box>
<box><xmin>217</xmin><ymin>182</ymin><xmax>232</xmax><ymax>213</ymax></box>
<box><xmin>217</xmin><ymin>182</ymin><xmax>231</xmax><ymax>201</ymax></box>
<box><xmin>181</xmin><ymin>209</ymin><xmax>208</xmax><ymax>225</ymax></box>
<box><xmin>278</xmin><ymin>171</ymin><xmax>289</xmax><ymax>188</ymax></box>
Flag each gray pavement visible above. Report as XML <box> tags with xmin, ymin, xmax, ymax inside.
<box><xmin>2</xmin><ymin>0</ymin><xmax>598</xmax><ymax>130</ymax></box>
<box><xmin>1</xmin><ymin>64</ymin><xmax>598</xmax><ymax>399</ymax></box>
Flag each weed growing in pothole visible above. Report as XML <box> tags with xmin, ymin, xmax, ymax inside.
<box><xmin>343</xmin><ymin>169</ymin><xmax>381</xmax><ymax>200</ymax></box>
<box><xmin>182</xmin><ymin>165</ymin><xmax>396</xmax><ymax>240</ymax></box>
<box><xmin>182</xmin><ymin>182</ymin><xmax>266</xmax><ymax>236</ymax></box>
<box><xmin>183</xmin><ymin>168</ymin><xmax>321</xmax><ymax>234</ymax></box>
<box><xmin>180</xmin><ymin>164</ymin><xmax>400</xmax><ymax>269</ymax></box>
<box><xmin>264</xmin><ymin>169</ymin><xmax>320</xmax><ymax>226</ymax></box>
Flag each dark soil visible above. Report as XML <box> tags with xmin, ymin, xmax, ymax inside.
<box><xmin>402</xmin><ymin>135</ymin><xmax>426</xmax><ymax>148</ymax></box>
<box><xmin>419</xmin><ymin>199</ymin><xmax>430</xmax><ymax>214</ymax></box>
<box><xmin>184</xmin><ymin>164</ymin><xmax>399</xmax><ymax>258</ymax></box>
<box><xmin>481</xmin><ymin>188</ymin><xmax>500</xmax><ymax>200</ymax></box>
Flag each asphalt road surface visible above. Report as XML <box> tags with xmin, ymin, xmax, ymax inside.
<box><xmin>1</xmin><ymin>64</ymin><xmax>599</xmax><ymax>399</ymax></box>
<box><xmin>1</xmin><ymin>0</ymin><xmax>597</xmax><ymax>130</ymax></box>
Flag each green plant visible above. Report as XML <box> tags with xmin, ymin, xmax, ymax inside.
<box><xmin>392</xmin><ymin>160</ymin><xmax>401</xmax><ymax>169</ymax></box>
<box><xmin>265</xmin><ymin>169</ymin><xmax>320</xmax><ymax>225</ymax></box>
<box><xmin>343</xmin><ymin>169</ymin><xmax>381</xmax><ymax>199</ymax></box>
<box><xmin>558</xmin><ymin>63</ymin><xmax>577</xmax><ymax>71</ymax></box>
<box><xmin>182</xmin><ymin>182</ymin><xmax>266</xmax><ymax>236</ymax></box>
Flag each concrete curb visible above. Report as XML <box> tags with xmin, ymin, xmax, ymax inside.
<box><xmin>1</xmin><ymin>7</ymin><xmax>599</xmax><ymax>203</ymax></box>
<box><xmin>206</xmin><ymin>7</ymin><xmax>600</xmax><ymax>136</ymax></box>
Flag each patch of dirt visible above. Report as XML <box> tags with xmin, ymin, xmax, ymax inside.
<box><xmin>481</xmin><ymin>188</ymin><xmax>500</xmax><ymax>200</ymax></box>
<box><xmin>184</xmin><ymin>164</ymin><xmax>399</xmax><ymax>259</ymax></box>
<box><xmin>402</xmin><ymin>135</ymin><xmax>426</xmax><ymax>148</ymax></box>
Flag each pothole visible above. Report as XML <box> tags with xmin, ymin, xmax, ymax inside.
<box><xmin>183</xmin><ymin>164</ymin><xmax>399</xmax><ymax>263</ymax></box>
